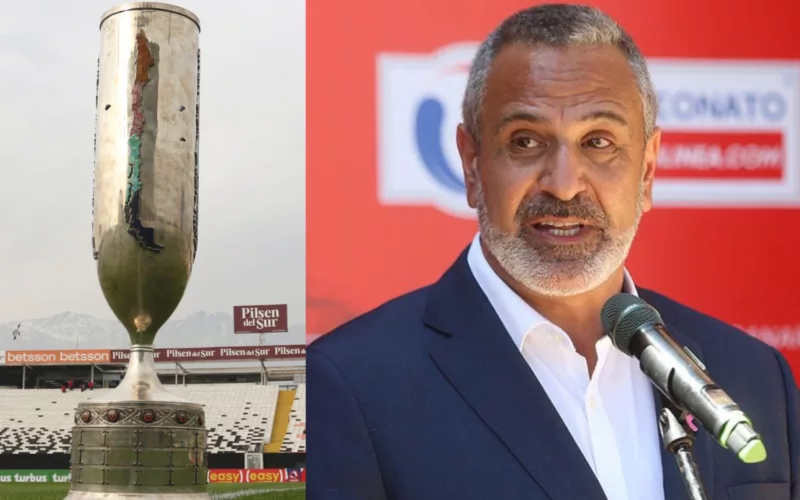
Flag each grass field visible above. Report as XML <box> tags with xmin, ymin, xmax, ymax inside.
<box><xmin>0</xmin><ymin>482</ymin><xmax>305</xmax><ymax>499</ymax></box>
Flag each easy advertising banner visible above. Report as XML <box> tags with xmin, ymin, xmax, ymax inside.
<box><xmin>307</xmin><ymin>0</ymin><xmax>800</xmax><ymax>379</ymax></box>
<box><xmin>0</xmin><ymin>469</ymin><xmax>306</xmax><ymax>484</ymax></box>
<box><xmin>207</xmin><ymin>468</ymin><xmax>306</xmax><ymax>484</ymax></box>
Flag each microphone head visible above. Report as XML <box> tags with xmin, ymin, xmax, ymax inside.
<box><xmin>601</xmin><ymin>293</ymin><xmax>663</xmax><ymax>355</ymax></box>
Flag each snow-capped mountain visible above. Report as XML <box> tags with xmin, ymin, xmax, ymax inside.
<box><xmin>0</xmin><ymin>312</ymin><xmax>305</xmax><ymax>351</ymax></box>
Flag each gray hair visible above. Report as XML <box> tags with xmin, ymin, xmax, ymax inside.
<box><xmin>462</xmin><ymin>4</ymin><xmax>658</xmax><ymax>144</ymax></box>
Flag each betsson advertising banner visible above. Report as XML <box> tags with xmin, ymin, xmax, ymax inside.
<box><xmin>307</xmin><ymin>0</ymin><xmax>800</xmax><ymax>379</ymax></box>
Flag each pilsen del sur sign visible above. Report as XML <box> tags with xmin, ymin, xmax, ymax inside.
<box><xmin>110</xmin><ymin>345</ymin><xmax>305</xmax><ymax>363</ymax></box>
<box><xmin>233</xmin><ymin>304</ymin><xmax>289</xmax><ymax>334</ymax></box>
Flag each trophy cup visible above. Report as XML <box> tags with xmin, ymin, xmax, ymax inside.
<box><xmin>66</xmin><ymin>3</ymin><xmax>207</xmax><ymax>498</ymax></box>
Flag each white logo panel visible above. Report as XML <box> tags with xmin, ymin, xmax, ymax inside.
<box><xmin>650</xmin><ymin>59</ymin><xmax>799</xmax><ymax>206</ymax></box>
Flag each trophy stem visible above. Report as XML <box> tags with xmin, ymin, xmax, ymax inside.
<box><xmin>116</xmin><ymin>344</ymin><xmax>186</xmax><ymax>402</ymax></box>
<box><xmin>86</xmin><ymin>345</ymin><xmax>187</xmax><ymax>404</ymax></box>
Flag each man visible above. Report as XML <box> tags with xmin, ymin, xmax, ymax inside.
<box><xmin>307</xmin><ymin>5</ymin><xmax>799</xmax><ymax>500</ymax></box>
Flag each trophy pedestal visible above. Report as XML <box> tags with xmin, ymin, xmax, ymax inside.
<box><xmin>66</xmin><ymin>347</ymin><xmax>210</xmax><ymax>499</ymax></box>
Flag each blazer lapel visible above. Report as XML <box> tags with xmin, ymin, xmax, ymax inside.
<box><xmin>425</xmin><ymin>250</ymin><xmax>607</xmax><ymax>500</ymax></box>
<box><xmin>639</xmin><ymin>289</ymin><xmax>716</xmax><ymax>500</ymax></box>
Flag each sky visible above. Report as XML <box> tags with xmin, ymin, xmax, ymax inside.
<box><xmin>0</xmin><ymin>1</ymin><xmax>306</xmax><ymax>325</ymax></box>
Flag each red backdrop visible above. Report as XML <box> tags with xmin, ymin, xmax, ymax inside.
<box><xmin>307</xmin><ymin>0</ymin><xmax>800</xmax><ymax>381</ymax></box>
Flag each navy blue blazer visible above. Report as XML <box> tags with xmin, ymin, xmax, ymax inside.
<box><xmin>307</xmin><ymin>249</ymin><xmax>799</xmax><ymax>500</ymax></box>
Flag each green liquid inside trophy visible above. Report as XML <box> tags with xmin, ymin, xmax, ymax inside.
<box><xmin>66</xmin><ymin>3</ymin><xmax>209</xmax><ymax>498</ymax></box>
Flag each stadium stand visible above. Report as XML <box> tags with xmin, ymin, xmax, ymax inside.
<box><xmin>0</xmin><ymin>383</ymin><xmax>305</xmax><ymax>456</ymax></box>
<box><xmin>280</xmin><ymin>383</ymin><xmax>306</xmax><ymax>453</ymax></box>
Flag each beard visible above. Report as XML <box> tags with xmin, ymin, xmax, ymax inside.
<box><xmin>475</xmin><ymin>181</ymin><xmax>644</xmax><ymax>298</ymax></box>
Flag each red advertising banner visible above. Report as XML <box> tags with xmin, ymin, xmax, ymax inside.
<box><xmin>307</xmin><ymin>0</ymin><xmax>800</xmax><ymax>382</ymax></box>
<box><xmin>207</xmin><ymin>468</ymin><xmax>305</xmax><ymax>484</ymax></box>
<box><xmin>233</xmin><ymin>305</ymin><xmax>288</xmax><ymax>334</ymax></box>
<box><xmin>657</xmin><ymin>131</ymin><xmax>784</xmax><ymax>180</ymax></box>
<box><xmin>0</xmin><ymin>346</ymin><xmax>305</xmax><ymax>366</ymax></box>
<box><xmin>109</xmin><ymin>345</ymin><xmax>305</xmax><ymax>363</ymax></box>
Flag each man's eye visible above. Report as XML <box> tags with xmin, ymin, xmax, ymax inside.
<box><xmin>585</xmin><ymin>137</ymin><xmax>613</xmax><ymax>149</ymax></box>
<box><xmin>512</xmin><ymin>136</ymin><xmax>541</xmax><ymax>149</ymax></box>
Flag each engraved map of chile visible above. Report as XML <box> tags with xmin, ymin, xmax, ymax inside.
<box><xmin>125</xmin><ymin>30</ymin><xmax>163</xmax><ymax>253</ymax></box>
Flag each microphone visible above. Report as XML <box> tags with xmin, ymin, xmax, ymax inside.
<box><xmin>601</xmin><ymin>293</ymin><xmax>767</xmax><ymax>464</ymax></box>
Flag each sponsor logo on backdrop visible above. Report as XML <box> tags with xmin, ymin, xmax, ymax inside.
<box><xmin>739</xmin><ymin>324</ymin><xmax>800</xmax><ymax>350</ymax></box>
<box><xmin>376</xmin><ymin>43</ymin><xmax>800</xmax><ymax>217</ymax></box>
<box><xmin>233</xmin><ymin>304</ymin><xmax>288</xmax><ymax>334</ymax></box>
<box><xmin>650</xmin><ymin>60</ymin><xmax>798</xmax><ymax>206</ymax></box>
<box><xmin>377</xmin><ymin>43</ymin><xmax>477</xmax><ymax>218</ymax></box>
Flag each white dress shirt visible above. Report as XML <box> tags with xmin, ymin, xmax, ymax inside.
<box><xmin>467</xmin><ymin>233</ymin><xmax>665</xmax><ymax>500</ymax></box>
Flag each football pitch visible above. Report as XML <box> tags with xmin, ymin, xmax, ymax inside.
<box><xmin>0</xmin><ymin>482</ymin><xmax>305</xmax><ymax>499</ymax></box>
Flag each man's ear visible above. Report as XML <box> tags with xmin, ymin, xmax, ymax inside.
<box><xmin>457</xmin><ymin>124</ymin><xmax>479</xmax><ymax>208</ymax></box>
<box><xmin>640</xmin><ymin>127</ymin><xmax>661</xmax><ymax>213</ymax></box>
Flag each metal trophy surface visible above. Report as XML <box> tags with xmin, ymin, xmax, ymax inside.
<box><xmin>66</xmin><ymin>3</ymin><xmax>206</xmax><ymax>498</ymax></box>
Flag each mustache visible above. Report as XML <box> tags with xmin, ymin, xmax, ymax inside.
<box><xmin>515</xmin><ymin>194</ymin><xmax>608</xmax><ymax>226</ymax></box>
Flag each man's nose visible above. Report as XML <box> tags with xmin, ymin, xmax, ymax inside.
<box><xmin>537</xmin><ymin>145</ymin><xmax>587</xmax><ymax>201</ymax></box>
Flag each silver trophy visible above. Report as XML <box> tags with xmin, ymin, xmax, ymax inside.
<box><xmin>66</xmin><ymin>3</ymin><xmax>207</xmax><ymax>499</ymax></box>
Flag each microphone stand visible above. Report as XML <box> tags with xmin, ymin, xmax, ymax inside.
<box><xmin>658</xmin><ymin>406</ymin><xmax>709</xmax><ymax>500</ymax></box>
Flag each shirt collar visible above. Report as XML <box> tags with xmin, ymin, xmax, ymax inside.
<box><xmin>466</xmin><ymin>232</ymin><xmax>639</xmax><ymax>350</ymax></box>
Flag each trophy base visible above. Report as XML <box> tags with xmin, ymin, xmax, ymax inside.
<box><xmin>66</xmin><ymin>347</ymin><xmax>210</xmax><ymax>499</ymax></box>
